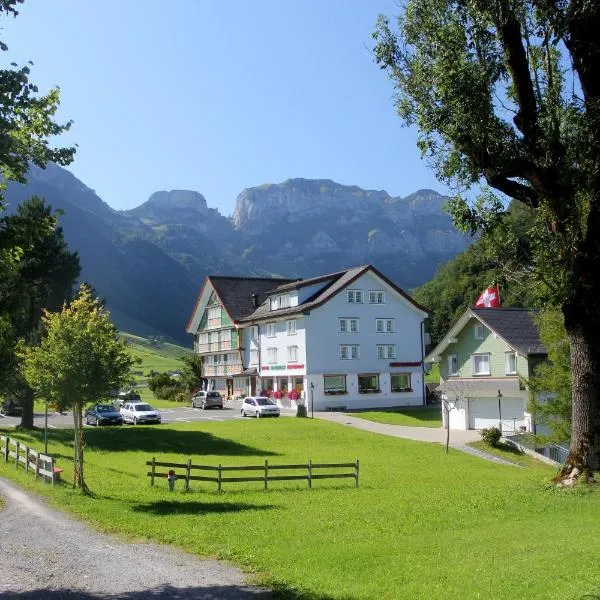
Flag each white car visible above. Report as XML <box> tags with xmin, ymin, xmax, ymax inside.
<box><xmin>241</xmin><ymin>396</ymin><xmax>280</xmax><ymax>418</ymax></box>
<box><xmin>120</xmin><ymin>402</ymin><xmax>161</xmax><ymax>425</ymax></box>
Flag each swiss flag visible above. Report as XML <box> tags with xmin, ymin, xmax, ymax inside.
<box><xmin>475</xmin><ymin>286</ymin><xmax>501</xmax><ymax>308</ymax></box>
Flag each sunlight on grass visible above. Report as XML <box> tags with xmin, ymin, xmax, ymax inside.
<box><xmin>1</xmin><ymin>419</ymin><xmax>598</xmax><ymax>600</ymax></box>
<box><xmin>349</xmin><ymin>406</ymin><xmax>442</xmax><ymax>427</ymax></box>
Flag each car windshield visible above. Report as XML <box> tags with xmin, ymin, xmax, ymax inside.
<box><xmin>134</xmin><ymin>404</ymin><xmax>153</xmax><ymax>411</ymax></box>
<box><xmin>96</xmin><ymin>405</ymin><xmax>115</xmax><ymax>412</ymax></box>
<box><xmin>256</xmin><ymin>398</ymin><xmax>275</xmax><ymax>406</ymax></box>
<box><xmin>207</xmin><ymin>392</ymin><xmax>221</xmax><ymax>398</ymax></box>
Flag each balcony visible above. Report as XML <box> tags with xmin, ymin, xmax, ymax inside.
<box><xmin>197</xmin><ymin>341</ymin><xmax>233</xmax><ymax>353</ymax></box>
<box><xmin>204</xmin><ymin>363</ymin><xmax>243</xmax><ymax>377</ymax></box>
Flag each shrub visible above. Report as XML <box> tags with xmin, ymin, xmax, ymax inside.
<box><xmin>173</xmin><ymin>391</ymin><xmax>189</xmax><ymax>403</ymax></box>
<box><xmin>154</xmin><ymin>384</ymin><xmax>183</xmax><ymax>400</ymax></box>
<box><xmin>149</xmin><ymin>372</ymin><xmax>181</xmax><ymax>393</ymax></box>
<box><xmin>480</xmin><ymin>426</ymin><xmax>502</xmax><ymax>447</ymax></box>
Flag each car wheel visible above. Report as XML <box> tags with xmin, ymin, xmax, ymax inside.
<box><xmin>241</xmin><ymin>409</ymin><xmax>246</xmax><ymax>417</ymax></box>
<box><xmin>202</xmin><ymin>401</ymin><xmax>207</xmax><ymax>410</ymax></box>
<box><xmin>133</xmin><ymin>417</ymin><xmax>137</xmax><ymax>425</ymax></box>
<box><xmin>256</xmin><ymin>410</ymin><xmax>260</xmax><ymax>418</ymax></box>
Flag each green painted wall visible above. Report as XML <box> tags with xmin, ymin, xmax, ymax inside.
<box><xmin>438</xmin><ymin>316</ymin><xmax>529</xmax><ymax>381</ymax></box>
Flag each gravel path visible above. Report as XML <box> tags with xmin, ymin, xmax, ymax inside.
<box><xmin>0</xmin><ymin>477</ymin><xmax>272</xmax><ymax>600</ymax></box>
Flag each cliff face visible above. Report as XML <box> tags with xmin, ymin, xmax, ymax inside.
<box><xmin>5</xmin><ymin>168</ymin><xmax>470</xmax><ymax>342</ymax></box>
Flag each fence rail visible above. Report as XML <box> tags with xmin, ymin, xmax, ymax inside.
<box><xmin>0</xmin><ymin>434</ymin><xmax>57</xmax><ymax>484</ymax></box>
<box><xmin>146</xmin><ymin>457</ymin><xmax>359</xmax><ymax>491</ymax></box>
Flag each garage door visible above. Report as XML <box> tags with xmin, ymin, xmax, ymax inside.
<box><xmin>468</xmin><ymin>397</ymin><xmax>524</xmax><ymax>431</ymax></box>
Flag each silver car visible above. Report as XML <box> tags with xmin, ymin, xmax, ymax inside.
<box><xmin>120</xmin><ymin>402</ymin><xmax>162</xmax><ymax>425</ymax></box>
<box><xmin>191</xmin><ymin>391</ymin><xmax>223</xmax><ymax>410</ymax></box>
<box><xmin>241</xmin><ymin>396</ymin><xmax>280</xmax><ymax>418</ymax></box>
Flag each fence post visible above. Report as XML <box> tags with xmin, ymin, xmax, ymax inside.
<box><xmin>14</xmin><ymin>441</ymin><xmax>19</xmax><ymax>470</ymax></box>
<box><xmin>150</xmin><ymin>457</ymin><xmax>156</xmax><ymax>487</ymax></box>
<box><xmin>3</xmin><ymin>436</ymin><xmax>8</xmax><ymax>462</ymax></box>
<box><xmin>35</xmin><ymin>453</ymin><xmax>40</xmax><ymax>480</ymax></box>
<box><xmin>264</xmin><ymin>459</ymin><xmax>268</xmax><ymax>490</ymax></box>
<box><xmin>355</xmin><ymin>459</ymin><xmax>359</xmax><ymax>487</ymax></box>
<box><xmin>184</xmin><ymin>458</ymin><xmax>191</xmax><ymax>492</ymax></box>
<box><xmin>24</xmin><ymin>446</ymin><xmax>29</xmax><ymax>473</ymax></box>
<box><xmin>50</xmin><ymin>456</ymin><xmax>55</xmax><ymax>487</ymax></box>
<box><xmin>308</xmin><ymin>459</ymin><xmax>312</xmax><ymax>489</ymax></box>
<box><xmin>218</xmin><ymin>463</ymin><xmax>222</xmax><ymax>492</ymax></box>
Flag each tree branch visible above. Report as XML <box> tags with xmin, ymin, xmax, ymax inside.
<box><xmin>485</xmin><ymin>172</ymin><xmax>541</xmax><ymax>208</ymax></box>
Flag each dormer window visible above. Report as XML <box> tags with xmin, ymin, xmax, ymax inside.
<box><xmin>270</xmin><ymin>294</ymin><xmax>290</xmax><ymax>310</ymax></box>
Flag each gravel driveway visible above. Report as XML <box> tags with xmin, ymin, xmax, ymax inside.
<box><xmin>0</xmin><ymin>477</ymin><xmax>272</xmax><ymax>599</ymax></box>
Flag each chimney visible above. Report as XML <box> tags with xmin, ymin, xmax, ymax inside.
<box><xmin>252</xmin><ymin>293</ymin><xmax>259</xmax><ymax>308</ymax></box>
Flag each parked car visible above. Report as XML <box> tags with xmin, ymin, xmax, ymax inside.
<box><xmin>120</xmin><ymin>402</ymin><xmax>161</xmax><ymax>425</ymax></box>
<box><xmin>115</xmin><ymin>390</ymin><xmax>141</xmax><ymax>407</ymax></box>
<box><xmin>191</xmin><ymin>390</ymin><xmax>223</xmax><ymax>410</ymax></box>
<box><xmin>0</xmin><ymin>399</ymin><xmax>22</xmax><ymax>417</ymax></box>
<box><xmin>241</xmin><ymin>396</ymin><xmax>280</xmax><ymax>418</ymax></box>
<box><xmin>84</xmin><ymin>404</ymin><xmax>123</xmax><ymax>426</ymax></box>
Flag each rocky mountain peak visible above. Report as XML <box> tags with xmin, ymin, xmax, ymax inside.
<box><xmin>145</xmin><ymin>190</ymin><xmax>209</xmax><ymax>212</ymax></box>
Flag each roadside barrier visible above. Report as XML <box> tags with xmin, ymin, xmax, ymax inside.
<box><xmin>0</xmin><ymin>435</ymin><xmax>60</xmax><ymax>484</ymax></box>
<box><xmin>146</xmin><ymin>457</ymin><xmax>359</xmax><ymax>491</ymax></box>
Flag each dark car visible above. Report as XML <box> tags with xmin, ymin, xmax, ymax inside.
<box><xmin>84</xmin><ymin>404</ymin><xmax>123</xmax><ymax>426</ymax></box>
<box><xmin>191</xmin><ymin>391</ymin><xmax>223</xmax><ymax>409</ymax></box>
<box><xmin>0</xmin><ymin>399</ymin><xmax>23</xmax><ymax>416</ymax></box>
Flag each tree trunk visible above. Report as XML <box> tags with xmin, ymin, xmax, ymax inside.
<box><xmin>18</xmin><ymin>385</ymin><xmax>34</xmax><ymax>429</ymax></box>
<box><xmin>71</xmin><ymin>404</ymin><xmax>90</xmax><ymax>494</ymax></box>
<box><xmin>557</xmin><ymin>313</ymin><xmax>600</xmax><ymax>484</ymax></box>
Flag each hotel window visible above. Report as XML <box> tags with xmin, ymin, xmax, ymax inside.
<box><xmin>286</xmin><ymin>319</ymin><xmax>296</xmax><ymax>335</ymax></box>
<box><xmin>324</xmin><ymin>374</ymin><xmax>346</xmax><ymax>394</ymax></box>
<box><xmin>377</xmin><ymin>345</ymin><xmax>396</xmax><ymax>359</ymax></box>
<box><xmin>473</xmin><ymin>353</ymin><xmax>491</xmax><ymax>375</ymax></box>
<box><xmin>340</xmin><ymin>345</ymin><xmax>359</xmax><ymax>360</ymax></box>
<box><xmin>369</xmin><ymin>290</ymin><xmax>385</xmax><ymax>304</ymax></box>
<box><xmin>358</xmin><ymin>373</ymin><xmax>379</xmax><ymax>393</ymax></box>
<box><xmin>287</xmin><ymin>345</ymin><xmax>298</xmax><ymax>362</ymax></box>
<box><xmin>267</xmin><ymin>347</ymin><xmax>277</xmax><ymax>364</ymax></box>
<box><xmin>376</xmin><ymin>318</ymin><xmax>394</xmax><ymax>333</ymax></box>
<box><xmin>505</xmin><ymin>351</ymin><xmax>517</xmax><ymax>374</ymax></box>
<box><xmin>448</xmin><ymin>354</ymin><xmax>458</xmax><ymax>376</ymax></box>
<box><xmin>347</xmin><ymin>289</ymin><xmax>363</xmax><ymax>303</ymax></box>
<box><xmin>391</xmin><ymin>373</ymin><xmax>411</xmax><ymax>392</ymax></box>
<box><xmin>474</xmin><ymin>323</ymin><xmax>484</xmax><ymax>340</ymax></box>
<box><xmin>208</xmin><ymin>306</ymin><xmax>221</xmax><ymax>328</ymax></box>
<box><xmin>267</xmin><ymin>322</ymin><xmax>276</xmax><ymax>337</ymax></box>
<box><xmin>339</xmin><ymin>318</ymin><xmax>359</xmax><ymax>333</ymax></box>
<box><xmin>250</xmin><ymin>349</ymin><xmax>259</xmax><ymax>365</ymax></box>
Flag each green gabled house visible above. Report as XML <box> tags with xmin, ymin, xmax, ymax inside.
<box><xmin>424</xmin><ymin>308</ymin><xmax>546</xmax><ymax>431</ymax></box>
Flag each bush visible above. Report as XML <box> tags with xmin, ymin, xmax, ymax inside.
<box><xmin>480</xmin><ymin>426</ymin><xmax>502</xmax><ymax>447</ymax></box>
<box><xmin>173</xmin><ymin>391</ymin><xmax>189</xmax><ymax>403</ymax></box>
<box><xmin>154</xmin><ymin>384</ymin><xmax>183</xmax><ymax>400</ymax></box>
<box><xmin>149</xmin><ymin>372</ymin><xmax>181</xmax><ymax>393</ymax></box>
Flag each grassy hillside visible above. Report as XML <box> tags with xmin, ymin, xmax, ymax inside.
<box><xmin>120</xmin><ymin>331</ymin><xmax>189</xmax><ymax>378</ymax></box>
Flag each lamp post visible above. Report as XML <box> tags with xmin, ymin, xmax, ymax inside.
<box><xmin>310</xmin><ymin>382</ymin><xmax>315</xmax><ymax>419</ymax></box>
<box><xmin>497</xmin><ymin>390</ymin><xmax>503</xmax><ymax>435</ymax></box>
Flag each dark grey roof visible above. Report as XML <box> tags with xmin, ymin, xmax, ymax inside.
<box><xmin>232</xmin><ymin>367</ymin><xmax>258</xmax><ymax>377</ymax></box>
<box><xmin>210</xmin><ymin>276</ymin><xmax>296</xmax><ymax>322</ymax></box>
<box><xmin>472</xmin><ymin>308</ymin><xmax>546</xmax><ymax>356</ymax></box>
<box><xmin>239</xmin><ymin>264</ymin><xmax>429</xmax><ymax>322</ymax></box>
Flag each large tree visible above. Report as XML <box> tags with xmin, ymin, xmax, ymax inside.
<box><xmin>0</xmin><ymin>197</ymin><xmax>80</xmax><ymax>428</ymax></box>
<box><xmin>374</xmin><ymin>0</ymin><xmax>600</xmax><ymax>483</ymax></box>
<box><xmin>19</xmin><ymin>285</ymin><xmax>135</xmax><ymax>493</ymax></box>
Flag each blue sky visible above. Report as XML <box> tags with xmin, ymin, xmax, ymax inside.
<box><xmin>2</xmin><ymin>1</ymin><xmax>443</xmax><ymax>214</ymax></box>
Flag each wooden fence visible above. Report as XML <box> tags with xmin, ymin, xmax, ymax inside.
<box><xmin>146</xmin><ymin>457</ymin><xmax>359</xmax><ymax>491</ymax></box>
<box><xmin>0</xmin><ymin>434</ymin><xmax>58</xmax><ymax>485</ymax></box>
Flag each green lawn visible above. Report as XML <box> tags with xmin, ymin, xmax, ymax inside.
<box><xmin>0</xmin><ymin>420</ymin><xmax>598</xmax><ymax>600</ymax></box>
<box><xmin>348</xmin><ymin>406</ymin><xmax>442</xmax><ymax>427</ymax></box>
<box><xmin>468</xmin><ymin>440</ymin><xmax>549</xmax><ymax>468</ymax></box>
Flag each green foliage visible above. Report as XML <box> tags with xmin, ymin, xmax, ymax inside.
<box><xmin>528</xmin><ymin>308</ymin><xmax>571</xmax><ymax>444</ymax></box>
<box><xmin>179</xmin><ymin>352</ymin><xmax>204</xmax><ymax>392</ymax></box>
<box><xmin>148</xmin><ymin>372</ymin><xmax>179</xmax><ymax>393</ymax></box>
<box><xmin>349</xmin><ymin>406</ymin><xmax>442</xmax><ymax>427</ymax></box>
<box><xmin>480</xmin><ymin>426</ymin><xmax>502</xmax><ymax>447</ymax></box>
<box><xmin>153</xmin><ymin>384</ymin><xmax>183</xmax><ymax>401</ymax></box>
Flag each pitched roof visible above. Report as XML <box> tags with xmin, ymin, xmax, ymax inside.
<box><xmin>209</xmin><ymin>276</ymin><xmax>296</xmax><ymax>321</ymax></box>
<box><xmin>238</xmin><ymin>264</ymin><xmax>429</xmax><ymax>322</ymax></box>
<box><xmin>424</xmin><ymin>307</ymin><xmax>545</xmax><ymax>362</ymax></box>
<box><xmin>472</xmin><ymin>308</ymin><xmax>546</xmax><ymax>355</ymax></box>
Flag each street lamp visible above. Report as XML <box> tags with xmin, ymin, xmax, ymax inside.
<box><xmin>497</xmin><ymin>390</ymin><xmax>503</xmax><ymax>435</ymax></box>
<box><xmin>310</xmin><ymin>382</ymin><xmax>315</xmax><ymax>419</ymax></box>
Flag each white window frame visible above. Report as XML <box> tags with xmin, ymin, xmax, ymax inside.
<box><xmin>339</xmin><ymin>317</ymin><xmax>359</xmax><ymax>333</ymax></box>
<box><xmin>340</xmin><ymin>344</ymin><xmax>359</xmax><ymax>360</ymax></box>
<box><xmin>267</xmin><ymin>347</ymin><xmax>277</xmax><ymax>364</ymax></box>
<box><xmin>369</xmin><ymin>290</ymin><xmax>385</xmax><ymax>304</ymax></box>
<box><xmin>286</xmin><ymin>319</ymin><xmax>296</xmax><ymax>335</ymax></box>
<box><xmin>339</xmin><ymin>318</ymin><xmax>347</xmax><ymax>333</ymax></box>
<box><xmin>391</xmin><ymin>373</ymin><xmax>412</xmax><ymax>393</ymax></box>
<box><xmin>279</xmin><ymin>294</ymin><xmax>291</xmax><ymax>309</ymax></box>
<box><xmin>270</xmin><ymin>297</ymin><xmax>278</xmax><ymax>311</ymax></box>
<box><xmin>249</xmin><ymin>349</ymin><xmax>259</xmax><ymax>365</ymax></box>
<box><xmin>287</xmin><ymin>345</ymin><xmax>298</xmax><ymax>362</ymax></box>
<box><xmin>324</xmin><ymin>374</ymin><xmax>347</xmax><ymax>394</ymax></box>
<box><xmin>505</xmin><ymin>351</ymin><xmax>517</xmax><ymax>375</ymax></box>
<box><xmin>472</xmin><ymin>353</ymin><xmax>491</xmax><ymax>376</ymax></box>
<box><xmin>377</xmin><ymin>345</ymin><xmax>396</xmax><ymax>359</ymax></box>
<box><xmin>376</xmin><ymin>318</ymin><xmax>394</xmax><ymax>333</ymax></box>
<box><xmin>207</xmin><ymin>306</ymin><xmax>221</xmax><ymax>328</ymax></box>
<box><xmin>474</xmin><ymin>323</ymin><xmax>484</xmax><ymax>340</ymax></box>
<box><xmin>448</xmin><ymin>354</ymin><xmax>458</xmax><ymax>376</ymax></box>
<box><xmin>250</xmin><ymin>325</ymin><xmax>259</xmax><ymax>339</ymax></box>
<box><xmin>347</xmin><ymin>289</ymin><xmax>364</xmax><ymax>304</ymax></box>
<box><xmin>267</xmin><ymin>322</ymin><xmax>276</xmax><ymax>338</ymax></box>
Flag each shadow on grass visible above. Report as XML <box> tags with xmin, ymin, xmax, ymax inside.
<box><xmin>15</xmin><ymin>427</ymin><xmax>278</xmax><ymax>457</ymax></box>
<box><xmin>132</xmin><ymin>500</ymin><xmax>275</xmax><ymax>516</ymax></box>
<box><xmin>0</xmin><ymin>583</ymin><xmax>341</xmax><ymax>599</ymax></box>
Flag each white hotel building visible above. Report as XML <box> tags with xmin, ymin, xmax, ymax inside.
<box><xmin>186</xmin><ymin>265</ymin><xmax>429</xmax><ymax>411</ymax></box>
